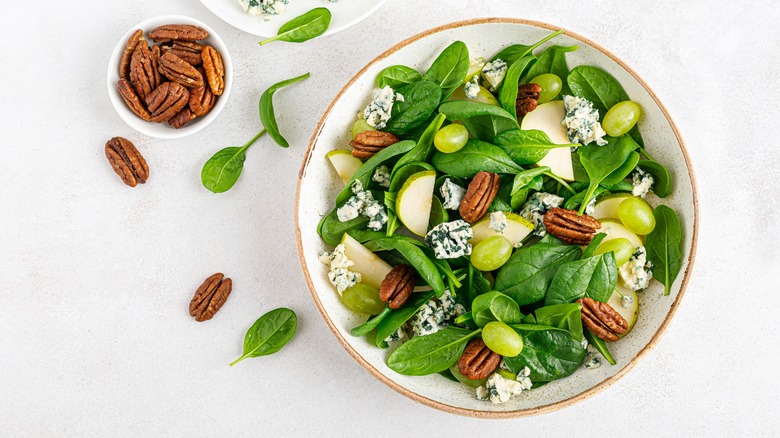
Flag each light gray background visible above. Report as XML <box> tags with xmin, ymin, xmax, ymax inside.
<box><xmin>1</xmin><ymin>0</ymin><xmax>777</xmax><ymax>436</ymax></box>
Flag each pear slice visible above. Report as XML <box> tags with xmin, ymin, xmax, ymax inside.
<box><xmin>607</xmin><ymin>284</ymin><xmax>639</xmax><ymax>335</ymax></box>
<box><xmin>520</xmin><ymin>100</ymin><xmax>574</xmax><ymax>181</ymax></box>
<box><xmin>340</xmin><ymin>234</ymin><xmax>392</xmax><ymax>290</ymax></box>
<box><xmin>470</xmin><ymin>212</ymin><xmax>534</xmax><ymax>247</ymax></box>
<box><xmin>326</xmin><ymin>150</ymin><xmax>363</xmax><ymax>184</ymax></box>
<box><xmin>592</xmin><ymin>193</ymin><xmax>633</xmax><ymax>221</ymax></box>
<box><xmin>448</xmin><ymin>84</ymin><xmax>499</xmax><ymax>106</ymax></box>
<box><xmin>396</xmin><ymin>170</ymin><xmax>436</xmax><ymax>237</ymax></box>
<box><xmin>599</xmin><ymin>219</ymin><xmax>644</xmax><ymax>249</ymax></box>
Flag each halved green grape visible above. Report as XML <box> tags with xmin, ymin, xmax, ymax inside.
<box><xmin>449</xmin><ymin>363</ymin><xmax>488</xmax><ymax>388</ymax></box>
<box><xmin>470</xmin><ymin>235</ymin><xmax>512</xmax><ymax>271</ymax></box>
<box><xmin>594</xmin><ymin>237</ymin><xmax>633</xmax><ymax>266</ymax></box>
<box><xmin>602</xmin><ymin>101</ymin><xmax>642</xmax><ymax>137</ymax></box>
<box><xmin>341</xmin><ymin>283</ymin><xmax>385</xmax><ymax>315</ymax></box>
<box><xmin>618</xmin><ymin>197</ymin><xmax>656</xmax><ymax>235</ymax></box>
<box><xmin>529</xmin><ymin>73</ymin><xmax>562</xmax><ymax>104</ymax></box>
<box><xmin>434</xmin><ymin>124</ymin><xmax>469</xmax><ymax>153</ymax></box>
<box><xmin>482</xmin><ymin>321</ymin><xmax>524</xmax><ymax>357</ymax></box>
<box><xmin>351</xmin><ymin>119</ymin><xmax>376</xmax><ymax>140</ymax></box>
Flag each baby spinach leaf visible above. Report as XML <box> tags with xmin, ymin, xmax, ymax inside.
<box><xmin>544</xmin><ymin>252</ymin><xmax>617</xmax><ymax>305</ymax></box>
<box><xmin>584</xmin><ymin>330</ymin><xmax>616</xmax><ymax>365</ymax></box>
<box><xmin>393</xmin><ymin>114</ymin><xmax>446</xmax><ymax>173</ymax></box>
<box><xmin>563</xmin><ymin>186</ymin><xmax>607</xmax><ymax>211</ymax></box>
<box><xmin>581</xmin><ymin>233</ymin><xmax>607</xmax><ymax>259</ymax></box>
<box><xmin>258</xmin><ymin>8</ymin><xmax>331</xmax><ymax>46</ymax></box>
<box><xmin>230</xmin><ymin>308</ymin><xmax>297</xmax><ymax>366</ymax></box>
<box><xmin>471</xmin><ymin>291</ymin><xmax>523</xmax><ymax>328</ymax></box>
<box><xmin>376</xmin><ymin>65</ymin><xmax>422</xmax><ymax>89</ymax></box>
<box><xmin>576</xmin><ymin>135</ymin><xmax>640</xmax><ymax>214</ymax></box>
<box><xmin>438</xmin><ymin>101</ymin><xmax>519</xmax><ymax>142</ymax></box>
<box><xmin>567</xmin><ymin>65</ymin><xmax>629</xmax><ymax>115</ymax></box>
<box><xmin>498</xmin><ymin>55</ymin><xmax>537</xmax><ymax>119</ymax></box>
<box><xmin>495</xmin><ymin>129</ymin><xmax>573</xmax><ymax>165</ymax></box>
<box><xmin>432</xmin><ymin>139</ymin><xmax>522</xmax><ymax>178</ymax></box>
<box><xmin>336</xmin><ymin>140</ymin><xmax>415</xmax><ymax>205</ymax></box>
<box><xmin>646</xmin><ymin>205</ymin><xmax>683</xmax><ymax>296</ymax></box>
<box><xmin>526</xmin><ymin>45</ymin><xmax>578</xmax><ymax>95</ymax></box>
<box><xmin>421</xmin><ymin>41</ymin><xmax>470</xmax><ymax>99</ymax></box>
<box><xmin>504</xmin><ymin>327</ymin><xmax>586</xmax><ymax>382</ymax></box>
<box><xmin>385</xmin><ymin>81</ymin><xmax>442</xmax><ymax>135</ymax></box>
<box><xmin>350</xmin><ymin>306</ymin><xmax>392</xmax><ymax>337</ymax></box>
<box><xmin>637</xmin><ymin>159</ymin><xmax>672</xmax><ymax>198</ymax></box>
<box><xmin>510</xmin><ymin>175</ymin><xmax>543</xmax><ymax>210</ymax></box>
<box><xmin>601</xmin><ymin>151</ymin><xmax>639</xmax><ymax>186</ymax></box>
<box><xmin>463</xmin><ymin>263</ymin><xmax>491</xmax><ymax>307</ymax></box>
<box><xmin>368</xmin><ymin>237</ymin><xmax>446</xmax><ymax>297</ymax></box>
<box><xmin>495</xmin><ymin>235</ymin><xmax>582</xmax><ymax>305</ymax></box>
<box><xmin>317</xmin><ymin>207</ymin><xmax>369</xmax><ymax>246</ymax></box>
<box><xmin>259</xmin><ymin>73</ymin><xmax>311</xmax><ymax>147</ymax></box>
<box><xmin>389</xmin><ymin>162</ymin><xmax>435</xmax><ymax>192</ymax></box>
<box><xmin>201</xmin><ymin>147</ymin><xmax>247</xmax><ymax>193</ymax></box>
<box><xmin>510</xmin><ymin>166</ymin><xmax>550</xmax><ymax>196</ymax></box>
<box><xmin>490</xmin><ymin>29</ymin><xmax>564</xmax><ymax>64</ymax></box>
<box><xmin>428</xmin><ymin>196</ymin><xmax>449</xmax><ymax>231</ymax></box>
<box><xmin>375</xmin><ymin>291</ymin><xmax>436</xmax><ymax>348</ymax></box>
<box><xmin>386</xmin><ymin>327</ymin><xmax>479</xmax><ymax>376</ymax></box>
<box><xmin>487</xmin><ymin>177</ymin><xmax>514</xmax><ymax>213</ymax></box>
<box><xmin>534</xmin><ymin>303</ymin><xmax>584</xmax><ymax>342</ymax></box>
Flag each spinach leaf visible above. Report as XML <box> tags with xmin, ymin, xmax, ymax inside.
<box><xmin>510</xmin><ymin>175</ymin><xmax>543</xmax><ymax>210</ymax></box>
<box><xmin>526</xmin><ymin>45</ymin><xmax>578</xmax><ymax>95</ymax></box>
<box><xmin>368</xmin><ymin>237</ymin><xmax>446</xmax><ymax>297</ymax></box>
<box><xmin>498</xmin><ymin>55</ymin><xmax>537</xmax><ymax>119</ymax></box>
<box><xmin>645</xmin><ymin>205</ymin><xmax>683</xmax><ymax>296</ymax></box>
<box><xmin>463</xmin><ymin>263</ymin><xmax>491</xmax><ymax>307</ymax></box>
<box><xmin>336</xmin><ymin>140</ymin><xmax>415</xmax><ymax>205</ymax></box>
<box><xmin>584</xmin><ymin>330</ymin><xmax>616</xmax><ymax>365</ymax></box>
<box><xmin>375</xmin><ymin>291</ymin><xmax>436</xmax><ymax>348</ymax></box>
<box><xmin>567</xmin><ymin>65</ymin><xmax>629</xmax><ymax>115</ymax></box>
<box><xmin>495</xmin><ymin>129</ymin><xmax>573</xmax><ymax>165</ymax></box>
<box><xmin>602</xmin><ymin>180</ymin><xmax>633</xmax><ymax>193</ymax></box>
<box><xmin>535</xmin><ymin>303</ymin><xmax>584</xmax><ymax>342</ymax></box>
<box><xmin>581</xmin><ymin>232</ymin><xmax>607</xmax><ymax>259</ymax></box>
<box><xmin>471</xmin><ymin>291</ymin><xmax>523</xmax><ymax>328</ymax></box>
<box><xmin>487</xmin><ymin>177</ymin><xmax>513</xmax><ymax>213</ymax></box>
<box><xmin>432</xmin><ymin>139</ymin><xmax>522</xmax><ymax>178</ymax></box>
<box><xmin>563</xmin><ymin>186</ymin><xmax>607</xmax><ymax>211</ymax></box>
<box><xmin>637</xmin><ymin>159</ymin><xmax>672</xmax><ymax>198</ymax></box>
<box><xmin>201</xmin><ymin>145</ymin><xmax>250</xmax><ymax>194</ymax></box>
<box><xmin>438</xmin><ymin>101</ymin><xmax>519</xmax><ymax>142</ymax></box>
<box><xmin>544</xmin><ymin>252</ymin><xmax>617</xmax><ymax>305</ymax></box>
<box><xmin>385</xmin><ymin>81</ymin><xmax>442</xmax><ymax>135</ymax></box>
<box><xmin>510</xmin><ymin>167</ymin><xmax>551</xmax><ymax>197</ymax></box>
<box><xmin>393</xmin><ymin>113</ymin><xmax>446</xmax><ymax>174</ymax></box>
<box><xmin>258</xmin><ymin>8</ymin><xmax>331</xmax><ymax>46</ymax></box>
<box><xmin>494</xmin><ymin>235</ymin><xmax>582</xmax><ymax>305</ymax></box>
<box><xmin>230</xmin><ymin>308</ymin><xmax>297</xmax><ymax>366</ymax></box>
<box><xmin>317</xmin><ymin>207</ymin><xmax>369</xmax><ymax>246</ymax></box>
<box><xmin>504</xmin><ymin>327</ymin><xmax>586</xmax><ymax>382</ymax></box>
<box><xmin>389</xmin><ymin>162</ymin><xmax>435</xmax><ymax>192</ymax></box>
<box><xmin>259</xmin><ymin>73</ymin><xmax>311</xmax><ymax>147</ymax></box>
<box><xmin>601</xmin><ymin>151</ymin><xmax>639</xmax><ymax>186</ymax></box>
<box><xmin>386</xmin><ymin>327</ymin><xmax>479</xmax><ymax>376</ymax></box>
<box><xmin>350</xmin><ymin>307</ymin><xmax>392</xmax><ymax>337</ymax></box>
<box><xmin>376</xmin><ymin>65</ymin><xmax>422</xmax><ymax>89</ymax></box>
<box><xmin>490</xmin><ymin>29</ymin><xmax>564</xmax><ymax>64</ymax></box>
<box><xmin>421</xmin><ymin>41</ymin><xmax>470</xmax><ymax>99</ymax></box>
<box><xmin>428</xmin><ymin>196</ymin><xmax>449</xmax><ymax>231</ymax></box>
<box><xmin>576</xmin><ymin>135</ymin><xmax>640</xmax><ymax>214</ymax></box>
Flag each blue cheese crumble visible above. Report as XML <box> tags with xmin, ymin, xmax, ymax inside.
<box><xmin>583</xmin><ymin>344</ymin><xmax>602</xmax><ymax>369</ymax></box>
<box><xmin>336</xmin><ymin>180</ymin><xmax>388</xmax><ymax>230</ymax></box>
<box><xmin>363</xmin><ymin>86</ymin><xmax>396</xmax><ymax>130</ymax></box>
<box><xmin>440</xmin><ymin>178</ymin><xmax>465</xmax><ymax>210</ymax></box>
<box><xmin>383</xmin><ymin>326</ymin><xmax>407</xmax><ymax>344</ymax></box>
<box><xmin>622</xmin><ymin>294</ymin><xmax>635</xmax><ymax>308</ymax></box>
<box><xmin>632</xmin><ymin>167</ymin><xmax>655</xmax><ymax>198</ymax></box>
<box><xmin>619</xmin><ymin>246</ymin><xmax>654</xmax><ymax>291</ymax></box>
<box><xmin>318</xmin><ymin>244</ymin><xmax>362</xmax><ymax>295</ymax></box>
<box><xmin>519</xmin><ymin>192</ymin><xmax>564</xmax><ymax>236</ymax></box>
<box><xmin>238</xmin><ymin>0</ymin><xmax>288</xmax><ymax>20</ymax></box>
<box><xmin>409</xmin><ymin>290</ymin><xmax>464</xmax><ymax>337</ymax></box>
<box><xmin>481</xmin><ymin>59</ymin><xmax>507</xmax><ymax>91</ymax></box>
<box><xmin>464</xmin><ymin>75</ymin><xmax>480</xmax><ymax>99</ymax></box>
<box><xmin>425</xmin><ymin>220</ymin><xmax>473</xmax><ymax>259</ymax></box>
<box><xmin>489</xmin><ymin>211</ymin><xmax>507</xmax><ymax>234</ymax></box>
<box><xmin>476</xmin><ymin>367</ymin><xmax>532</xmax><ymax>404</ymax></box>
<box><xmin>372</xmin><ymin>165</ymin><xmax>391</xmax><ymax>189</ymax></box>
<box><xmin>584</xmin><ymin>197</ymin><xmax>597</xmax><ymax>216</ymax></box>
<box><xmin>562</xmin><ymin>95</ymin><xmax>607</xmax><ymax>146</ymax></box>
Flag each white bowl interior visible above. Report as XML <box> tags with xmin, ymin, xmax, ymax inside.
<box><xmin>106</xmin><ymin>15</ymin><xmax>233</xmax><ymax>139</ymax></box>
<box><xmin>297</xmin><ymin>20</ymin><xmax>697</xmax><ymax>416</ymax></box>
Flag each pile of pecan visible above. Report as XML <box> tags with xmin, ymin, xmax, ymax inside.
<box><xmin>116</xmin><ymin>24</ymin><xmax>225</xmax><ymax>129</ymax></box>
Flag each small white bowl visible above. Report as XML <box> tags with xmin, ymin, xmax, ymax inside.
<box><xmin>106</xmin><ymin>15</ymin><xmax>233</xmax><ymax>139</ymax></box>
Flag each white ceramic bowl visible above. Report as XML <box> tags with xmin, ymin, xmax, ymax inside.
<box><xmin>107</xmin><ymin>15</ymin><xmax>232</xmax><ymax>139</ymax></box>
<box><xmin>296</xmin><ymin>18</ymin><xmax>699</xmax><ymax>418</ymax></box>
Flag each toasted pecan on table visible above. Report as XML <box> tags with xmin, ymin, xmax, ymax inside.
<box><xmin>379</xmin><ymin>264</ymin><xmax>417</xmax><ymax>309</ymax></box>
<box><xmin>349</xmin><ymin>131</ymin><xmax>400</xmax><ymax>159</ymax></box>
<box><xmin>189</xmin><ymin>273</ymin><xmax>232</xmax><ymax>322</ymax></box>
<box><xmin>458</xmin><ymin>338</ymin><xmax>501</xmax><ymax>380</ymax></box>
<box><xmin>577</xmin><ymin>297</ymin><xmax>628</xmax><ymax>342</ymax></box>
<box><xmin>543</xmin><ymin>207</ymin><xmax>601</xmax><ymax>245</ymax></box>
<box><xmin>459</xmin><ymin>171</ymin><xmax>500</xmax><ymax>223</ymax></box>
<box><xmin>104</xmin><ymin>137</ymin><xmax>149</xmax><ymax>187</ymax></box>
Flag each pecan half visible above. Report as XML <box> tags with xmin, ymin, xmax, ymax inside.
<box><xmin>201</xmin><ymin>46</ymin><xmax>225</xmax><ymax>96</ymax></box>
<box><xmin>189</xmin><ymin>83</ymin><xmax>215</xmax><ymax>116</ymax></box>
<box><xmin>162</xmin><ymin>40</ymin><xmax>204</xmax><ymax>66</ymax></box>
<box><xmin>349</xmin><ymin>131</ymin><xmax>400</xmax><ymax>159</ymax></box>
<box><xmin>189</xmin><ymin>273</ymin><xmax>232</xmax><ymax>322</ymax></box>
<box><xmin>516</xmin><ymin>83</ymin><xmax>542</xmax><ymax>117</ymax></box>
<box><xmin>159</xmin><ymin>51</ymin><xmax>205</xmax><ymax>89</ymax></box>
<box><xmin>145</xmin><ymin>82</ymin><xmax>189</xmax><ymax>123</ymax></box>
<box><xmin>168</xmin><ymin>107</ymin><xmax>196</xmax><ymax>129</ymax></box>
<box><xmin>117</xmin><ymin>79</ymin><xmax>152</xmax><ymax>121</ymax></box>
<box><xmin>149</xmin><ymin>24</ymin><xmax>208</xmax><ymax>42</ymax></box>
<box><xmin>105</xmin><ymin>137</ymin><xmax>149</xmax><ymax>187</ymax></box>
<box><xmin>543</xmin><ymin>207</ymin><xmax>601</xmax><ymax>245</ymax></box>
<box><xmin>129</xmin><ymin>41</ymin><xmax>157</xmax><ymax>100</ymax></box>
<box><xmin>150</xmin><ymin>45</ymin><xmax>163</xmax><ymax>89</ymax></box>
<box><xmin>119</xmin><ymin>29</ymin><xmax>145</xmax><ymax>80</ymax></box>
<box><xmin>577</xmin><ymin>297</ymin><xmax>628</xmax><ymax>342</ymax></box>
<box><xmin>458</xmin><ymin>339</ymin><xmax>501</xmax><ymax>380</ymax></box>
<box><xmin>379</xmin><ymin>264</ymin><xmax>417</xmax><ymax>309</ymax></box>
<box><xmin>459</xmin><ymin>172</ymin><xmax>500</xmax><ymax>223</ymax></box>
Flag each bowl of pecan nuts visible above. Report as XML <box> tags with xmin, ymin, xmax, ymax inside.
<box><xmin>107</xmin><ymin>15</ymin><xmax>232</xmax><ymax>139</ymax></box>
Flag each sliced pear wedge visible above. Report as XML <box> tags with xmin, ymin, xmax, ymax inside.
<box><xmin>607</xmin><ymin>284</ymin><xmax>639</xmax><ymax>335</ymax></box>
<box><xmin>396</xmin><ymin>170</ymin><xmax>436</xmax><ymax>236</ymax></box>
<box><xmin>326</xmin><ymin>150</ymin><xmax>363</xmax><ymax>184</ymax></box>
<box><xmin>520</xmin><ymin>100</ymin><xmax>574</xmax><ymax>181</ymax></box>
<box><xmin>340</xmin><ymin>234</ymin><xmax>392</xmax><ymax>290</ymax></box>
<box><xmin>470</xmin><ymin>212</ymin><xmax>534</xmax><ymax>247</ymax></box>
<box><xmin>599</xmin><ymin>219</ymin><xmax>644</xmax><ymax>249</ymax></box>
<box><xmin>592</xmin><ymin>193</ymin><xmax>633</xmax><ymax>221</ymax></box>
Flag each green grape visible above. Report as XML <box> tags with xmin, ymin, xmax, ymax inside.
<box><xmin>482</xmin><ymin>322</ymin><xmax>524</xmax><ymax>357</ymax></box>
<box><xmin>449</xmin><ymin>363</ymin><xmax>488</xmax><ymax>388</ymax></box>
<box><xmin>470</xmin><ymin>236</ymin><xmax>512</xmax><ymax>271</ymax></box>
<box><xmin>341</xmin><ymin>283</ymin><xmax>385</xmax><ymax>315</ymax></box>
<box><xmin>351</xmin><ymin>119</ymin><xmax>376</xmax><ymax>140</ymax></box>
<box><xmin>434</xmin><ymin>124</ymin><xmax>469</xmax><ymax>153</ymax></box>
<box><xmin>602</xmin><ymin>101</ymin><xmax>642</xmax><ymax>137</ymax></box>
<box><xmin>594</xmin><ymin>237</ymin><xmax>633</xmax><ymax>266</ymax></box>
<box><xmin>618</xmin><ymin>197</ymin><xmax>656</xmax><ymax>235</ymax></box>
<box><xmin>529</xmin><ymin>73</ymin><xmax>562</xmax><ymax>104</ymax></box>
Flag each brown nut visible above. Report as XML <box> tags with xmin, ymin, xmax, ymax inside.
<box><xmin>189</xmin><ymin>273</ymin><xmax>232</xmax><ymax>322</ymax></box>
<box><xmin>459</xmin><ymin>172</ymin><xmax>500</xmax><ymax>223</ymax></box>
<box><xmin>168</xmin><ymin>107</ymin><xmax>196</xmax><ymax>129</ymax></box>
<box><xmin>349</xmin><ymin>131</ymin><xmax>400</xmax><ymax>159</ymax></box>
<box><xmin>201</xmin><ymin>46</ymin><xmax>225</xmax><ymax>96</ymax></box>
<box><xmin>458</xmin><ymin>338</ymin><xmax>501</xmax><ymax>380</ymax></box>
<box><xmin>159</xmin><ymin>51</ymin><xmax>205</xmax><ymax>89</ymax></box>
<box><xmin>119</xmin><ymin>29</ymin><xmax>145</xmax><ymax>80</ymax></box>
<box><xmin>149</xmin><ymin>24</ymin><xmax>208</xmax><ymax>41</ymax></box>
<box><xmin>577</xmin><ymin>297</ymin><xmax>628</xmax><ymax>342</ymax></box>
<box><xmin>162</xmin><ymin>40</ymin><xmax>204</xmax><ymax>66</ymax></box>
<box><xmin>150</xmin><ymin>45</ymin><xmax>163</xmax><ymax>89</ymax></box>
<box><xmin>379</xmin><ymin>264</ymin><xmax>417</xmax><ymax>310</ymax></box>
<box><xmin>188</xmin><ymin>84</ymin><xmax>215</xmax><ymax>116</ymax></box>
<box><xmin>516</xmin><ymin>83</ymin><xmax>542</xmax><ymax>117</ymax></box>
<box><xmin>104</xmin><ymin>137</ymin><xmax>149</xmax><ymax>187</ymax></box>
<box><xmin>117</xmin><ymin>78</ymin><xmax>152</xmax><ymax>121</ymax></box>
<box><xmin>145</xmin><ymin>82</ymin><xmax>190</xmax><ymax>123</ymax></box>
<box><xmin>129</xmin><ymin>41</ymin><xmax>157</xmax><ymax>100</ymax></box>
<box><xmin>543</xmin><ymin>207</ymin><xmax>601</xmax><ymax>245</ymax></box>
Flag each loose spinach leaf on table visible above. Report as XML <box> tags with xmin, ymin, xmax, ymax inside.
<box><xmin>490</xmin><ymin>29</ymin><xmax>564</xmax><ymax>64</ymax></box>
<box><xmin>584</xmin><ymin>330</ymin><xmax>616</xmax><ymax>365</ymax></box>
<box><xmin>534</xmin><ymin>303</ymin><xmax>584</xmax><ymax>342</ymax></box>
<box><xmin>495</xmin><ymin>129</ymin><xmax>573</xmax><ymax>165</ymax></box>
<box><xmin>504</xmin><ymin>327</ymin><xmax>586</xmax><ymax>383</ymax></box>
<box><xmin>336</xmin><ymin>140</ymin><xmax>415</xmax><ymax>205</ymax></box>
<box><xmin>526</xmin><ymin>45</ymin><xmax>578</xmax><ymax>95</ymax></box>
<box><xmin>230</xmin><ymin>308</ymin><xmax>297</xmax><ymax>366</ymax></box>
<box><xmin>545</xmin><ymin>251</ymin><xmax>617</xmax><ymax>305</ymax></box>
<box><xmin>637</xmin><ymin>159</ymin><xmax>672</xmax><ymax>198</ymax></box>
<box><xmin>576</xmin><ymin>135</ymin><xmax>640</xmax><ymax>214</ymax></box>
<box><xmin>438</xmin><ymin>101</ymin><xmax>519</xmax><ymax>142</ymax></box>
<box><xmin>385</xmin><ymin>81</ymin><xmax>442</xmax><ymax>135</ymax></box>
<box><xmin>393</xmin><ymin>114</ymin><xmax>446</xmax><ymax>174</ymax></box>
<box><xmin>498</xmin><ymin>55</ymin><xmax>537</xmax><ymax>119</ymax></box>
<box><xmin>471</xmin><ymin>291</ymin><xmax>523</xmax><ymax>328</ymax></box>
<box><xmin>375</xmin><ymin>291</ymin><xmax>436</xmax><ymax>348</ymax></box>
<box><xmin>432</xmin><ymin>139</ymin><xmax>522</xmax><ymax>178</ymax></box>
<box><xmin>421</xmin><ymin>41</ymin><xmax>470</xmax><ymax>99</ymax></box>
<box><xmin>376</xmin><ymin>65</ymin><xmax>422</xmax><ymax>89</ymax></box>
<box><xmin>646</xmin><ymin>205</ymin><xmax>683</xmax><ymax>296</ymax></box>
<box><xmin>260</xmin><ymin>73</ymin><xmax>312</xmax><ymax>148</ymax></box>
<box><xmin>386</xmin><ymin>327</ymin><xmax>480</xmax><ymax>376</ymax></box>
<box><xmin>258</xmin><ymin>8</ymin><xmax>331</xmax><ymax>46</ymax></box>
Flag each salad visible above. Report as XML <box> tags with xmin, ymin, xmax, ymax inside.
<box><xmin>316</xmin><ymin>29</ymin><xmax>684</xmax><ymax>404</ymax></box>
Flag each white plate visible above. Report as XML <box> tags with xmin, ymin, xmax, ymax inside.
<box><xmin>296</xmin><ymin>19</ymin><xmax>699</xmax><ymax>418</ymax></box>
<box><xmin>199</xmin><ymin>0</ymin><xmax>387</xmax><ymax>38</ymax></box>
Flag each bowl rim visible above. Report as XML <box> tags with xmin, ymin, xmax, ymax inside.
<box><xmin>295</xmin><ymin>17</ymin><xmax>700</xmax><ymax>419</ymax></box>
<box><xmin>106</xmin><ymin>14</ymin><xmax>233</xmax><ymax>139</ymax></box>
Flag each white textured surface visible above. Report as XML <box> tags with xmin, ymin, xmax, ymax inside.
<box><xmin>1</xmin><ymin>0</ymin><xmax>778</xmax><ymax>436</ymax></box>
